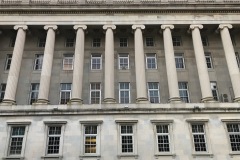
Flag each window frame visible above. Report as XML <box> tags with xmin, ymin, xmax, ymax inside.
<box><xmin>33</xmin><ymin>54</ymin><xmax>44</xmax><ymax>71</ymax></box>
<box><xmin>205</xmin><ymin>53</ymin><xmax>213</xmax><ymax>69</ymax></box>
<box><xmin>172</xmin><ymin>36</ymin><xmax>182</xmax><ymax>46</ymax></box>
<box><xmin>92</xmin><ymin>38</ymin><xmax>101</xmax><ymax>47</ymax></box>
<box><xmin>175</xmin><ymin>53</ymin><xmax>185</xmax><ymax>69</ymax></box>
<box><xmin>59</xmin><ymin>83</ymin><xmax>72</xmax><ymax>104</ymax></box>
<box><xmin>118</xmin><ymin>53</ymin><xmax>129</xmax><ymax>70</ymax></box>
<box><xmin>147</xmin><ymin>82</ymin><xmax>160</xmax><ymax>103</ymax></box>
<box><xmin>146</xmin><ymin>53</ymin><xmax>157</xmax><ymax>69</ymax></box>
<box><xmin>5</xmin><ymin>54</ymin><xmax>12</xmax><ymax>71</ymax></box>
<box><xmin>90</xmin><ymin>83</ymin><xmax>101</xmax><ymax>104</ymax></box>
<box><xmin>145</xmin><ymin>37</ymin><xmax>154</xmax><ymax>47</ymax></box>
<box><xmin>65</xmin><ymin>38</ymin><xmax>75</xmax><ymax>47</ymax></box>
<box><xmin>29</xmin><ymin>83</ymin><xmax>39</xmax><ymax>104</ymax></box>
<box><xmin>62</xmin><ymin>54</ymin><xmax>74</xmax><ymax>71</ymax></box>
<box><xmin>236</xmin><ymin>52</ymin><xmax>240</xmax><ymax>68</ymax></box>
<box><xmin>119</xmin><ymin>82</ymin><xmax>130</xmax><ymax>104</ymax></box>
<box><xmin>201</xmin><ymin>36</ymin><xmax>209</xmax><ymax>46</ymax></box>
<box><xmin>119</xmin><ymin>37</ymin><xmax>128</xmax><ymax>47</ymax></box>
<box><xmin>91</xmin><ymin>53</ymin><xmax>102</xmax><ymax>70</ymax></box>
<box><xmin>210</xmin><ymin>82</ymin><xmax>219</xmax><ymax>101</ymax></box>
<box><xmin>0</xmin><ymin>83</ymin><xmax>6</xmax><ymax>102</ymax></box>
<box><xmin>38</xmin><ymin>37</ymin><xmax>46</xmax><ymax>48</ymax></box>
<box><xmin>9</xmin><ymin>37</ymin><xmax>16</xmax><ymax>48</ymax></box>
<box><xmin>178</xmin><ymin>82</ymin><xmax>190</xmax><ymax>103</ymax></box>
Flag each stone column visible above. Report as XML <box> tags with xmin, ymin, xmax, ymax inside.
<box><xmin>70</xmin><ymin>25</ymin><xmax>87</xmax><ymax>104</ymax></box>
<box><xmin>132</xmin><ymin>25</ymin><xmax>148</xmax><ymax>103</ymax></box>
<box><xmin>103</xmin><ymin>25</ymin><xmax>116</xmax><ymax>103</ymax></box>
<box><xmin>219</xmin><ymin>24</ymin><xmax>240</xmax><ymax>102</ymax></box>
<box><xmin>36</xmin><ymin>25</ymin><xmax>57</xmax><ymax>104</ymax></box>
<box><xmin>2</xmin><ymin>25</ymin><xmax>28</xmax><ymax>105</ymax></box>
<box><xmin>190</xmin><ymin>25</ymin><xmax>214</xmax><ymax>102</ymax></box>
<box><xmin>161</xmin><ymin>25</ymin><xmax>181</xmax><ymax>103</ymax></box>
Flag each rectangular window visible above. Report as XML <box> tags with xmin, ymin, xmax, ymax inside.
<box><xmin>84</xmin><ymin>125</ymin><xmax>99</xmax><ymax>154</ymax></box>
<box><xmin>226</xmin><ymin>123</ymin><xmax>240</xmax><ymax>151</ymax></box>
<box><xmin>191</xmin><ymin>124</ymin><xmax>207</xmax><ymax>152</ymax></box>
<box><xmin>5</xmin><ymin>54</ymin><xmax>12</xmax><ymax>70</ymax></box>
<box><xmin>90</xmin><ymin>83</ymin><xmax>101</xmax><ymax>104</ymax></box>
<box><xmin>46</xmin><ymin>126</ymin><xmax>62</xmax><ymax>154</ymax></box>
<box><xmin>175</xmin><ymin>53</ymin><xmax>185</xmax><ymax>69</ymax></box>
<box><xmin>60</xmin><ymin>83</ymin><xmax>71</xmax><ymax>104</ymax></box>
<box><xmin>172</xmin><ymin>36</ymin><xmax>181</xmax><ymax>46</ymax></box>
<box><xmin>210</xmin><ymin>82</ymin><xmax>218</xmax><ymax>101</ymax></box>
<box><xmin>146</xmin><ymin>53</ymin><xmax>157</xmax><ymax>69</ymax></box>
<box><xmin>38</xmin><ymin>38</ymin><xmax>46</xmax><ymax>47</ymax></box>
<box><xmin>65</xmin><ymin>38</ymin><xmax>75</xmax><ymax>47</ymax></box>
<box><xmin>8</xmin><ymin>126</ymin><xmax>26</xmax><ymax>155</ymax></box>
<box><xmin>92</xmin><ymin>38</ymin><xmax>101</xmax><ymax>47</ymax></box>
<box><xmin>118</xmin><ymin>53</ymin><xmax>129</xmax><ymax>70</ymax></box>
<box><xmin>91</xmin><ymin>53</ymin><xmax>102</xmax><ymax>70</ymax></box>
<box><xmin>29</xmin><ymin>83</ymin><xmax>39</xmax><ymax>104</ymax></box>
<box><xmin>9</xmin><ymin>37</ymin><xmax>16</xmax><ymax>47</ymax></box>
<box><xmin>156</xmin><ymin>124</ymin><xmax>170</xmax><ymax>152</ymax></box>
<box><xmin>0</xmin><ymin>83</ymin><xmax>6</xmax><ymax>102</ymax></box>
<box><xmin>231</xmin><ymin>35</ymin><xmax>236</xmax><ymax>46</ymax></box>
<box><xmin>119</xmin><ymin>82</ymin><xmax>130</xmax><ymax>104</ymax></box>
<box><xmin>205</xmin><ymin>53</ymin><xmax>213</xmax><ymax>69</ymax></box>
<box><xmin>201</xmin><ymin>36</ymin><xmax>209</xmax><ymax>46</ymax></box>
<box><xmin>145</xmin><ymin>37</ymin><xmax>154</xmax><ymax>47</ymax></box>
<box><xmin>148</xmin><ymin>82</ymin><xmax>160</xmax><ymax>103</ymax></box>
<box><xmin>178</xmin><ymin>82</ymin><xmax>189</xmax><ymax>103</ymax></box>
<box><xmin>121</xmin><ymin>125</ymin><xmax>134</xmax><ymax>153</ymax></box>
<box><xmin>120</xmin><ymin>38</ymin><xmax>128</xmax><ymax>47</ymax></box>
<box><xmin>236</xmin><ymin>52</ymin><xmax>240</xmax><ymax>68</ymax></box>
<box><xmin>63</xmin><ymin>54</ymin><xmax>74</xmax><ymax>70</ymax></box>
<box><xmin>34</xmin><ymin>54</ymin><xmax>43</xmax><ymax>70</ymax></box>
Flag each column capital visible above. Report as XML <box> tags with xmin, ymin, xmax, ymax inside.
<box><xmin>14</xmin><ymin>25</ymin><xmax>28</xmax><ymax>30</ymax></box>
<box><xmin>218</xmin><ymin>24</ymin><xmax>233</xmax><ymax>30</ymax></box>
<box><xmin>103</xmin><ymin>24</ymin><xmax>116</xmax><ymax>30</ymax></box>
<box><xmin>189</xmin><ymin>24</ymin><xmax>203</xmax><ymax>30</ymax></box>
<box><xmin>161</xmin><ymin>25</ymin><xmax>174</xmax><ymax>30</ymax></box>
<box><xmin>73</xmin><ymin>25</ymin><xmax>87</xmax><ymax>30</ymax></box>
<box><xmin>44</xmin><ymin>25</ymin><xmax>58</xmax><ymax>30</ymax></box>
<box><xmin>132</xmin><ymin>25</ymin><xmax>145</xmax><ymax>30</ymax></box>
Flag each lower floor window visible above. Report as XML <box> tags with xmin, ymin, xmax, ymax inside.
<box><xmin>191</xmin><ymin>124</ymin><xmax>207</xmax><ymax>152</ymax></box>
<box><xmin>84</xmin><ymin>125</ymin><xmax>98</xmax><ymax>153</ymax></box>
<box><xmin>121</xmin><ymin>125</ymin><xmax>134</xmax><ymax>153</ymax></box>
<box><xmin>47</xmin><ymin>126</ymin><xmax>62</xmax><ymax>154</ymax></box>
<box><xmin>8</xmin><ymin>126</ymin><xmax>26</xmax><ymax>155</ymax></box>
<box><xmin>227</xmin><ymin>123</ymin><xmax>240</xmax><ymax>151</ymax></box>
<box><xmin>156</xmin><ymin>124</ymin><xmax>170</xmax><ymax>152</ymax></box>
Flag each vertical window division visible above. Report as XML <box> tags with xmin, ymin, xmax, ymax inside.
<box><xmin>156</xmin><ymin>124</ymin><xmax>170</xmax><ymax>152</ymax></box>
<box><xmin>210</xmin><ymin>82</ymin><xmax>218</xmax><ymax>101</ymax></box>
<box><xmin>47</xmin><ymin>126</ymin><xmax>62</xmax><ymax>154</ymax></box>
<box><xmin>178</xmin><ymin>82</ymin><xmax>189</xmax><ymax>103</ymax></box>
<box><xmin>120</xmin><ymin>38</ymin><xmax>128</xmax><ymax>47</ymax></box>
<box><xmin>146</xmin><ymin>53</ymin><xmax>157</xmax><ymax>69</ymax></box>
<box><xmin>60</xmin><ymin>83</ymin><xmax>71</xmax><ymax>104</ymax></box>
<box><xmin>65</xmin><ymin>38</ymin><xmax>75</xmax><ymax>47</ymax></box>
<box><xmin>38</xmin><ymin>37</ymin><xmax>46</xmax><ymax>47</ymax></box>
<box><xmin>121</xmin><ymin>125</ymin><xmax>134</xmax><ymax>153</ymax></box>
<box><xmin>175</xmin><ymin>53</ymin><xmax>185</xmax><ymax>69</ymax></box>
<box><xmin>119</xmin><ymin>82</ymin><xmax>130</xmax><ymax>104</ymax></box>
<box><xmin>9</xmin><ymin>37</ymin><xmax>16</xmax><ymax>48</ymax></box>
<box><xmin>205</xmin><ymin>53</ymin><xmax>213</xmax><ymax>69</ymax></box>
<box><xmin>5</xmin><ymin>54</ymin><xmax>12</xmax><ymax>70</ymax></box>
<box><xmin>8</xmin><ymin>126</ymin><xmax>26</xmax><ymax>155</ymax></box>
<box><xmin>84</xmin><ymin>125</ymin><xmax>98</xmax><ymax>154</ymax></box>
<box><xmin>226</xmin><ymin>123</ymin><xmax>240</xmax><ymax>151</ymax></box>
<box><xmin>148</xmin><ymin>82</ymin><xmax>160</xmax><ymax>103</ymax></box>
<box><xmin>118</xmin><ymin>53</ymin><xmax>129</xmax><ymax>70</ymax></box>
<box><xmin>63</xmin><ymin>54</ymin><xmax>74</xmax><ymax>70</ymax></box>
<box><xmin>91</xmin><ymin>53</ymin><xmax>102</xmax><ymax>70</ymax></box>
<box><xmin>201</xmin><ymin>36</ymin><xmax>209</xmax><ymax>46</ymax></box>
<box><xmin>90</xmin><ymin>83</ymin><xmax>101</xmax><ymax>104</ymax></box>
<box><xmin>34</xmin><ymin>54</ymin><xmax>43</xmax><ymax>70</ymax></box>
<box><xmin>145</xmin><ymin>37</ymin><xmax>154</xmax><ymax>47</ymax></box>
<box><xmin>92</xmin><ymin>38</ymin><xmax>101</xmax><ymax>47</ymax></box>
<box><xmin>0</xmin><ymin>83</ymin><xmax>6</xmax><ymax>102</ymax></box>
<box><xmin>172</xmin><ymin>36</ymin><xmax>182</xmax><ymax>46</ymax></box>
<box><xmin>191</xmin><ymin>124</ymin><xmax>207</xmax><ymax>152</ymax></box>
<box><xmin>236</xmin><ymin>52</ymin><xmax>240</xmax><ymax>68</ymax></box>
<box><xmin>29</xmin><ymin>83</ymin><xmax>39</xmax><ymax>104</ymax></box>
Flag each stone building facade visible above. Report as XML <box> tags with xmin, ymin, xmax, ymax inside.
<box><xmin>0</xmin><ymin>0</ymin><xmax>240</xmax><ymax>160</ymax></box>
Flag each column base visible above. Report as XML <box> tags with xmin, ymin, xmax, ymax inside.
<box><xmin>201</xmin><ymin>97</ymin><xmax>216</xmax><ymax>103</ymax></box>
<box><xmin>69</xmin><ymin>98</ymin><xmax>83</xmax><ymax>105</ymax></box>
<box><xmin>136</xmin><ymin>97</ymin><xmax>149</xmax><ymax>103</ymax></box>
<box><xmin>103</xmin><ymin>98</ymin><xmax>116</xmax><ymax>104</ymax></box>
<box><xmin>234</xmin><ymin>97</ymin><xmax>240</xmax><ymax>103</ymax></box>
<box><xmin>34</xmin><ymin>99</ymin><xmax>50</xmax><ymax>105</ymax></box>
<box><xmin>1</xmin><ymin>99</ymin><xmax>16</xmax><ymax>105</ymax></box>
<box><xmin>168</xmin><ymin>97</ymin><xmax>182</xmax><ymax>103</ymax></box>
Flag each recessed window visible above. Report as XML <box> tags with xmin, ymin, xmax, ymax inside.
<box><xmin>63</xmin><ymin>54</ymin><xmax>74</xmax><ymax>70</ymax></box>
<box><xmin>146</xmin><ymin>53</ymin><xmax>157</xmax><ymax>69</ymax></box>
<box><xmin>5</xmin><ymin>54</ymin><xmax>12</xmax><ymax>71</ymax></box>
<box><xmin>118</xmin><ymin>53</ymin><xmax>129</xmax><ymax>70</ymax></box>
<box><xmin>9</xmin><ymin>37</ymin><xmax>16</xmax><ymax>47</ymax></box>
<box><xmin>34</xmin><ymin>54</ymin><xmax>43</xmax><ymax>70</ymax></box>
<box><xmin>119</xmin><ymin>82</ymin><xmax>130</xmax><ymax>104</ymax></box>
<box><xmin>191</xmin><ymin>124</ymin><xmax>207</xmax><ymax>152</ymax></box>
<box><xmin>210</xmin><ymin>82</ymin><xmax>218</xmax><ymax>101</ymax></box>
<box><xmin>145</xmin><ymin>37</ymin><xmax>154</xmax><ymax>47</ymax></box>
<box><xmin>226</xmin><ymin>123</ymin><xmax>240</xmax><ymax>151</ymax></box>
<box><xmin>231</xmin><ymin>35</ymin><xmax>236</xmax><ymax>46</ymax></box>
<box><xmin>175</xmin><ymin>53</ymin><xmax>185</xmax><ymax>69</ymax></box>
<box><xmin>60</xmin><ymin>83</ymin><xmax>71</xmax><ymax>104</ymax></box>
<box><xmin>91</xmin><ymin>53</ymin><xmax>102</xmax><ymax>70</ymax></box>
<box><xmin>148</xmin><ymin>82</ymin><xmax>160</xmax><ymax>103</ymax></box>
<box><xmin>8</xmin><ymin>126</ymin><xmax>26</xmax><ymax>155</ymax></box>
<box><xmin>38</xmin><ymin>37</ymin><xmax>46</xmax><ymax>47</ymax></box>
<box><xmin>29</xmin><ymin>83</ymin><xmax>39</xmax><ymax>104</ymax></box>
<box><xmin>121</xmin><ymin>125</ymin><xmax>134</xmax><ymax>153</ymax></box>
<box><xmin>46</xmin><ymin>126</ymin><xmax>62</xmax><ymax>154</ymax></box>
<box><xmin>84</xmin><ymin>125</ymin><xmax>99</xmax><ymax>154</ymax></box>
<box><xmin>201</xmin><ymin>36</ymin><xmax>209</xmax><ymax>46</ymax></box>
<box><xmin>156</xmin><ymin>124</ymin><xmax>170</xmax><ymax>152</ymax></box>
<box><xmin>120</xmin><ymin>38</ymin><xmax>128</xmax><ymax>47</ymax></box>
<box><xmin>236</xmin><ymin>52</ymin><xmax>240</xmax><ymax>68</ymax></box>
<box><xmin>92</xmin><ymin>38</ymin><xmax>101</xmax><ymax>47</ymax></box>
<box><xmin>172</xmin><ymin>36</ymin><xmax>181</xmax><ymax>46</ymax></box>
<box><xmin>90</xmin><ymin>83</ymin><xmax>101</xmax><ymax>104</ymax></box>
<box><xmin>65</xmin><ymin>38</ymin><xmax>75</xmax><ymax>47</ymax></box>
<box><xmin>0</xmin><ymin>83</ymin><xmax>6</xmax><ymax>102</ymax></box>
<box><xmin>205</xmin><ymin>53</ymin><xmax>213</xmax><ymax>69</ymax></box>
<box><xmin>178</xmin><ymin>82</ymin><xmax>189</xmax><ymax>103</ymax></box>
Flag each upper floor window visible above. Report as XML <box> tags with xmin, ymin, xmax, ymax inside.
<box><xmin>210</xmin><ymin>82</ymin><xmax>218</xmax><ymax>101</ymax></box>
<box><xmin>191</xmin><ymin>124</ymin><xmax>207</xmax><ymax>152</ymax></box>
<box><xmin>9</xmin><ymin>37</ymin><xmax>16</xmax><ymax>47</ymax></box>
<box><xmin>146</xmin><ymin>53</ymin><xmax>157</xmax><ymax>69</ymax></box>
<box><xmin>63</xmin><ymin>54</ymin><xmax>74</xmax><ymax>70</ymax></box>
<box><xmin>205</xmin><ymin>53</ymin><xmax>213</xmax><ymax>69</ymax></box>
<box><xmin>92</xmin><ymin>38</ymin><xmax>101</xmax><ymax>47</ymax></box>
<box><xmin>226</xmin><ymin>123</ymin><xmax>240</xmax><ymax>151</ymax></box>
<box><xmin>172</xmin><ymin>36</ymin><xmax>181</xmax><ymax>46</ymax></box>
<box><xmin>34</xmin><ymin>54</ymin><xmax>43</xmax><ymax>70</ymax></box>
<box><xmin>90</xmin><ymin>83</ymin><xmax>101</xmax><ymax>104</ymax></box>
<box><xmin>0</xmin><ymin>83</ymin><xmax>6</xmax><ymax>102</ymax></box>
<box><xmin>201</xmin><ymin>36</ymin><xmax>209</xmax><ymax>46</ymax></box>
<box><xmin>120</xmin><ymin>38</ymin><xmax>128</xmax><ymax>47</ymax></box>
<box><xmin>148</xmin><ymin>82</ymin><xmax>160</xmax><ymax>103</ymax></box>
<box><xmin>118</xmin><ymin>53</ymin><xmax>129</xmax><ymax>70</ymax></box>
<box><xmin>119</xmin><ymin>82</ymin><xmax>130</xmax><ymax>104</ymax></box>
<box><xmin>60</xmin><ymin>83</ymin><xmax>71</xmax><ymax>104</ymax></box>
<box><xmin>175</xmin><ymin>53</ymin><xmax>185</xmax><ymax>69</ymax></box>
<box><xmin>145</xmin><ymin>37</ymin><xmax>154</xmax><ymax>47</ymax></box>
<box><xmin>178</xmin><ymin>82</ymin><xmax>189</xmax><ymax>103</ymax></box>
<box><xmin>65</xmin><ymin>38</ymin><xmax>75</xmax><ymax>47</ymax></box>
<box><xmin>91</xmin><ymin>53</ymin><xmax>102</xmax><ymax>70</ymax></box>
<box><xmin>29</xmin><ymin>83</ymin><xmax>39</xmax><ymax>104</ymax></box>
<box><xmin>236</xmin><ymin>52</ymin><xmax>240</xmax><ymax>68</ymax></box>
<box><xmin>38</xmin><ymin>37</ymin><xmax>46</xmax><ymax>47</ymax></box>
<box><xmin>5</xmin><ymin>54</ymin><xmax>12</xmax><ymax>70</ymax></box>
<box><xmin>231</xmin><ymin>35</ymin><xmax>236</xmax><ymax>46</ymax></box>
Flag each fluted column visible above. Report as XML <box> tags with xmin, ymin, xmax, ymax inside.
<box><xmin>2</xmin><ymin>25</ymin><xmax>28</xmax><ymax>105</ymax></box>
<box><xmin>132</xmin><ymin>25</ymin><xmax>148</xmax><ymax>103</ymax></box>
<box><xmin>36</xmin><ymin>25</ymin><xmax>57</xmax><ymax>104</ymax></box>
<box><xmin>103</xmin><ymin>25</ymin><xmax>116</xmax><ymax>103</ymax></box>
<box><xmin>190</xmin><ymin>25</ymin><xmax>214</xmax><ymax>102</ymax></box>
<box><xmin>219</xmin><ymin>24</ymin><xmax>240</xmax><ymax>102</ymax></box>
<box><xmin>161</xmin><ymin>25</ymin><xmax>181</xmax><ymax>103</ymax></box>
<box><xmin>70</xmin><ymin>25</ymin><xmax>87</xmax><ymax>104</ymax></box>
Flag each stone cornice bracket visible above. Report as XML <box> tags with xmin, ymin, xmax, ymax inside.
<box><xmin>103</xmin><ymin>24</ymin><xmax>116</xmax><ymax>30</ymax></box>
<box><xmin>218</xmin><ymin>24</ymin><xmax>233</xmax><ymax>30</ymax></box>
<box><xmin>132</xmin><ymin>25</ymin><xmax>145</xmax><ymax>30</ymax></box>
<box><xmin>14</xmin><ymin>25</ymin><xmax>28</xmax><ymax>30</ymax></box>
<box><xmin>73</xmin><ymin>25</ymin><xmax>87</xmax><ymax>30</ymax></box>
<box><xmin>44</xmin><ymin>25</ymin><xmax>58</xmax><ymax>30</ymax></box>
<box><xmin>161</xmin><ymin>24</ymin><xmax>174</xmax><ymax>30</ymax></box>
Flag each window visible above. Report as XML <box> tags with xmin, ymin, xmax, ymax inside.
<box><xmin>65</xmin><ymin>38</ymin><xmax>75</xmax><ymax>47</ymax></box>
<box><xmin>5</xmin><ymin>54</ymin><xmax>12</xmax><ymax>70</ymax></box>
<box><xmin>121</xmin><ymin>125</ymin><xmax>134</xmax><ymax>153</ymax></box>
<box><xmin>145</xmin><ymin>37</ymin><xmax>154</xmax><ymax>47</ymax></box>
<box><xmin>63</xmin><ymin>54</ymin><xmax>74</xmax><ymax>70</ymax></box>
<box><xmin>205</xmin><ymin>53</ymin><xmax>213</xmax><ymax>69</ymax></box>
<box><xmin>29</xmin><ymin>83</ymin><xmax>39</xmax><ymax>104</ymax></box>
<box><xmin>120</xmin><ymin>38</ymin><xmax>128</xmax><ymax>47</ymax></box>
<box><xmin>226</xmin><ymin>123</ymin><xmax>240</xmax><ymax>151</ymax></box>
<box><xmin>9</xmin><ymin>37</ymin><xmax>16</xmax><ymax>47</ymax></box>
<box><xmin>201</xmin><ymin>36</ymin><xmax>209</xmax><ymax>46</ymax></box>
<box><xmin>34</xmin><ymin>54</ymin><xmax>43</xmax><ymax>70</ymax></box>
<box><xmin>210</xmin><ymin>82</ymin><xmax>218</xmax><ymax>101</ymax></box>
<box><xmin>119</xmin><ymin>82</ymin><xmax>130</xmax><ymax>104</ymax></box>
<box><xmin>178</xmin><ymin>82</ymin><xmax>189</xmax><ymax>103</ymax></box>
<box><xmin>146</xmin><ymin>53</ymin><xmax>157</xmax><ymax>69</ymax></box>
<box><xmin>91</xmin><ymin>53</ymin><xmax>102</xmax><ymax>70</ymax></box>
<box><xmin>175</xmin><ymin>53</ymin><xmax>185</xmax><ymax>69</ymax></box>
<box><xmin>38</xmin><ymin>37</ymin><xmax>46</xmax><ymax>47</ymax></box>
<box><xmin>0</xmin><ymin>83</ymin><xmax>6</xmax><ymax>102</ymax></box>
<box><xmin>172</xmin><ymin>36</ymin><xmax>181</xmax><ymax>46</ymax></box>
<box><xmin>231</xmin><ymin>35</ymin><xmax>236</xmax><ymax>46</ymax></box>
<box><xmin>60</xmin><ymin>83</ymin><xmax>71</xmax><ymax>104</ymax></box>
<box><xmin>118</xmin><ymin>53</ymin><xmax>129</xmax><ymax>70</ymax></box>
<box><xmin>156</xmin><ymin>124</ymin><xmax>170</xmax><ymax>152</ymax></box>
<box><xmin>191</xmin><ymin>124</ymin><xmax>207</xmax><ymax>152</ymax></box>
<box><xmin>92</xmin><ymin>38</ymin><xmax>101</xmax><ymax>47</ymax></box>
<box><xmin>148</xmin><ymin>82</ymin><xmax>160</xmax><ymax>103</ymax></box>
<box><xmin>90</xmin><ymin>83</ymin><xmax>101</xmax><ymax>104</ymax></box>
<box><xmin>236</xmin><ymin>52</ymin><xmax>240</xmax><ymax>68</ymax></box>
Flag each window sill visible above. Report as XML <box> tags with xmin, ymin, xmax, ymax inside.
<box><xmin>41</xmin><ymin>155</ymin><xmax>63</xmax><ymax>159</ymax></box>
<box><xmin>32</xmin><ymin>70</ymin><xmax>41</xmax><ymax>74</ymax></box>
<box><xmin>79</xmin><ymin>155</ymin><xmax>101</xmax><ymax>160</ymax></box>
<box><xmin>117</xmin><ymin>154</ymin><xmax>138</xmax><ymax>158</ymax></box>
<box><xmin>2</xmin><ymin>156</ymin><xmax>24</xmax><ymax>160</ymax></box>
<box><xmin>229</xmin><ymin>152</ymin><xmax>240</xmax><ymax>157</ymax></box>
<box><xmin>192</xmin><ymin>153</ymin><xmax>213</xmax><ymax>158</ymax></box>
<box><xmin>154</xmin><ymin>153</ymin><xmax>176</xmax><ymax>157</ymax></box>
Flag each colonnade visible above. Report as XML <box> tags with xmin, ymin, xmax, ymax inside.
<box><xmin>2</xmin><ymin>24</ymin><xmax>240</xmax><ymax>105</ymax></box>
